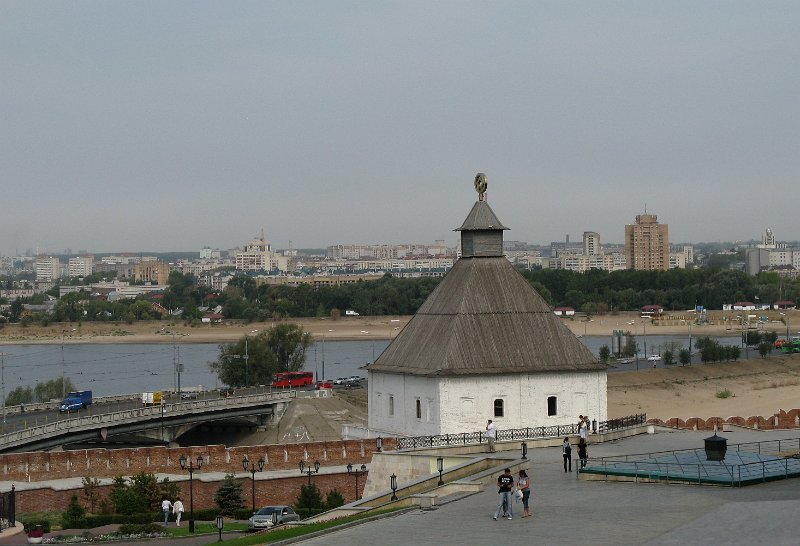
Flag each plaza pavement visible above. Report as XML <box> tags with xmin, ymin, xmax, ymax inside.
<box><xmin>294</xmin><ymin>428</ymin><xmax>800</xmax><ymax>546</ymax></box>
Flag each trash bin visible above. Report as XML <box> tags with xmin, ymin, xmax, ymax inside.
<box><xmin>704</xmin><ymin>433</ymin><xmax>727</xmax><ymax>461</ymax></box>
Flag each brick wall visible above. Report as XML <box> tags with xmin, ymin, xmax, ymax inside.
<box><xmin>1</xmin><ymin>438</ymin><xmax>395</xmax><ymax>483</ymax></box>
<box><xmin>14</xmin><ymin>472</ymin><xmax>367</xmax><ymax>514</ymax></box>
<box><xmin>647</xmin><ymin>408</ymin><xmax>800</xmax><ymax>431</ymax></box>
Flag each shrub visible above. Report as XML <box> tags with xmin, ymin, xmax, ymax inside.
<box><xmin>325</xmin><ymin>489</ymin><xmax>345</xmax><ymax>510</ymax></box>
<box><xmin>716</xmin><ymin>389</ymin><xmax>734</xmax><ymax>399</ymax></box>
<box><xmin>21</xmin><ymin>520</ymin><xmax>51</xmax><ymax>534</ymax></box>
<box><xmin>61</xmin><ymin>495</ymin><xmax>86</xmax><ymax>529</ymax></box>
<box><xmin>118</xmin><ymin>523</ymin><xmax>166</xmax><ymax>535</ymax></box>
<box><xmin>214</xmin><ymin>474</ymin><xmax>244</xmax><ymax>515</ymax></box>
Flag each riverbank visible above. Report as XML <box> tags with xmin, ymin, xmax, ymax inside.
<box><xmin>4</xmin><ymin>310</ymin><xmax>790</xmax><ymax>345</ymax></box>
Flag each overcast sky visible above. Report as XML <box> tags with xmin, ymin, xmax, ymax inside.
<box><xmin>2</xmin><ymin>1</ymin><xmax>798</xmax><ymax>256</ymax></box>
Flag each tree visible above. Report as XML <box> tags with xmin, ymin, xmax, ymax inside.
<box><xmin>295</xmin><ymin>483</ymin><xmax>324</xmax><ymax>519</ymax></box>
<box><xmin>211</xmin><ymin>323</ymin><xmax>312</xmax><ymax>387</ymax></box>
<box><xmin>82</xmin><ymin>477</ymin><xmax>103</xmax><ymax>513</ymax></box>
<box><xmin>159</xmin><ymin>477</ymin><xmax>180</xmax><ymax>505</ymax></box>
<box><xmin>598</xmin><ymin>345</ymin><xmax>610</xmax><ymax>364</ymax></box>
<box><xmin>61</xmin><ymin>494</ymin><xmax>86</xmax><ymax>529</ymax></box>
<box><xmin>663</xmin><ymin>350</ymin><xmax>674</xmax><ymax>366</ymax></box>
<box><xmin>325</xmin><ymin>489</ymin><xmax>345</xmax><ymax>510</ymax></box>
<box><xmin>6</xmin><ymin>386</ymin><xmax>34</xmax><ymax>406</ymax></box>
<box><xmin>129</xmin><ymin>472</ymin><xmax>162</xmax><ymax>512</ymax></box>
<box><xmin>110</xmin><ymin>476</ymin><xmax>148</xmax><ymax>515</ymax></box>
<box><xmin>214</xmin><ymin>474</ymin><xmax>244</xmax><ymax>515</ymax></box>
<box><xmin>758</xmin><ymin>342</ymin><xmax>772</xmax><ymax>358</ymax></box>
<box><xmin>622</xmin><ymin>334</ymin><xmax>638</xmax><ymax>358</ymax></box>
<box><xmin>678</xmin><ymin>348</ymin><xmax>691</xmax><ymax>366</ymax></box>
<box><xmin>745</xmin><ymin>330</ymin><xmax>762</xmax><ymax>347</ymax></box>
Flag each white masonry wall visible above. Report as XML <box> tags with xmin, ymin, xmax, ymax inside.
<box><xmin>368</xmin><ymin>370</ymin><xmax>607</xmax><ymax>437</ymax></box>
<box><xmin>367</xmin><ymin>371</ymin><xmax>441</xmax><ymax>436</ymax></box>
<box><xmin>437</xmin><ymin>371</ymin><xmax>607</xmax><ymax>435</ymax></box>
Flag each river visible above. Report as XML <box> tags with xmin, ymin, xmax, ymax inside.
<box><xmin>0</xmin><ymin>334</ymin><xmax>743</xmax><ymax>397</ymax></box>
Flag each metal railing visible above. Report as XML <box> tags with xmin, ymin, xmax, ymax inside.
<box><xmin>0</xmin><ymin>390</ymin><xmax>297</xmax><ymax>451</ymax></box>
<box><xmin>0</xmin><ymin>486</ymin><xmax>14</xmax><ymax>531</ymax></box>
<box><xmin>593</xmin><ymin>437</ymin><xmax>800</xmax><ymax>465</ymax></box>
<box><xmin>396</xmin><ymin>414</ymin><xmax>647</xmax><ymax>450</ymax></box>
<box><xmin>581</xmin><ymin>436</ymin><xmax>800</xmax><ymax>487</ymax></box>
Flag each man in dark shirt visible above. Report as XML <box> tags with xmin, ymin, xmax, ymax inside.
<box><xmin>493</xmin><ymin>468</ymin><xmax>515</xmax><ymax>520</ymax></box>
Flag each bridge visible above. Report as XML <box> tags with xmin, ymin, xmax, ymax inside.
<box><xmin>0</xmin><ymin>390</ymin><xmax>299</xmax><ymax>453</ymax></box>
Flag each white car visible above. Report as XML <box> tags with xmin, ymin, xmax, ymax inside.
<box><xmin>248</xmin><ymin>505</ymin><xmax>299</xmax><ymax>531</ymax></box>
<box><xmin>647</xmin><ymin>354</ymin><xmax>662</xmax><ymax>361</ymax></box>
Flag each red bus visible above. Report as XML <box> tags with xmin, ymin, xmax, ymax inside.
<box><xmin>271</xmin><ymin>371</ymin><xmax>314</xmax><ymax>388</ymax></box>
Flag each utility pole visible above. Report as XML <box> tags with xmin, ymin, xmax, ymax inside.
<box><xmin>0</xmin><ymin>352</ymin><xmax>7</xmax><ymax>434</ymax></box>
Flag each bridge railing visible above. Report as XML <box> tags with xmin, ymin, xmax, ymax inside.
<box><xmin>0</xmin><ymin>390</ymin><xmax>297</xmax><ymax>451</ymax></box>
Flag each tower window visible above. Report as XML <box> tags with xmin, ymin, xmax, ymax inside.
<box><xmin>389</xmin><ymin>395</ymin><xmax>394</xmax><ymax>416</ymax></box>
<box><xmin>415</xmin><ymin>399</ymin><xmax>421</xmax><ymax>419</ymax></box>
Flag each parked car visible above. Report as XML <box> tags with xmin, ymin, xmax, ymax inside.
<box><xmin>248</xmin><ymin>505</ymin><xmax>300</xmax><ymax>531</ymax></box>
<box><xmin>647</xmin><ymin>354</ymin><xmax>662</xmax><ymax>361</ymax></box>
<box><xmin>180</xmin><ymin>391</ymin><xmax>198</xmax><ymax>400</ymax></box>
<box><xmin>344</xmin><ymin>376</ymin><xmax>362</xmax><ymax>386</ymax></box>
<box><xmin>333</xmin><ymin>378</ymin><xmax>348</xmax><ymax>385</ymax></box>
<box><xmin>315</xmin><ymin>381</ymin><xmax>333</xmax><ymax>390</ymax></box>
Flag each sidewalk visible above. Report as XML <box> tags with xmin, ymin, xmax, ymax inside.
<box><xmin>292</xmin><ymin>428</ymin><xmax>800</xmax><ymax>546</ymax></box>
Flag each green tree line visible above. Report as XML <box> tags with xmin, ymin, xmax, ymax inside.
<box><xmin>3</xmin><ymin>267</ymin><xmax>799</xmax><ymax>325</ymax></box>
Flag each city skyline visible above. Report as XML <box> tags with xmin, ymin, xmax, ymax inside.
<box><xmin>2</xmin><ymin>2</ymin><xmax>799</xmax><ymax>256</ymax></box>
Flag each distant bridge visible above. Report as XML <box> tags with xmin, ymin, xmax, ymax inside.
<box><xmin>0</xmin><ymin>390</ymin><xmax>298</xmax><ymax>453</ymax></box>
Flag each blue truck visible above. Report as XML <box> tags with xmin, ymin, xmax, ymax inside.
<box><xmin>59</xmin><ymin>390</ymin><xmax>93</xmax><ymax>412</ymax></box>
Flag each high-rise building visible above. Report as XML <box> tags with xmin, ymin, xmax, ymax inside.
<box><xmin>35</xmin><ymin>256</ymin><xmax>61</xmax><ymax>281</ymax></box>
<box><xmin>583</xmin><ymin>231</ymin><xmax>601</xmax><ymax>256</ymax></box>
<box><xmin>624</xmin><ymin>214</ymin><xmax>669</xmax><ymax>271</ymax></box>
<box><xmin>68</xmin><ymin>256</ymin><xmax>94</xmax><ymax>277</ymax></box>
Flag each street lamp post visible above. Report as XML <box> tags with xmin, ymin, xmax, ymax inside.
<box><xmin>299</xmin><ymin>460</ymin><xmax>320</xmax><ymax>486</ymax></box>
<box><xmin>346</xmin><ymin>463</ymin><xmax>368</xmax><ymax>500</ymax></box>
<box><xmin>61</xmin><ymin>328</ymin><xmax>76</xmax><ymax>398</ymax></box>
<box><xmin>242</xmin><ymin>457</ymin><xmax>265</xmax><ymax>514</ymax></box>
<box><xmin>179</xmin><ymin>454</ymin><xmax>203</xmax><ymax>533</ymax></box>
<box><xmin>436</xmin><ymin>456</ymin><xmax>444</xmax><ymax>486</ymax></box>
<box><xmin>642</xmin><ymin>319</ymin><xmax>648</xmax><ymax>359</ymax></box>
<box><xmin>0</xmin><ymin>352</ymin><xmax>7</xmax><ymax>434</ymax></box>
<box><xmin>390</xmin><ymin>474</ymin><xmax>398</xmax><ymax>501</ymax></box>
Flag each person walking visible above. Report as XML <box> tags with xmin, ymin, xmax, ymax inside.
<box><xmin>493</xmin><ymin>468</ymin><xmax>515</xmax><ymax>520</ymax></box>
<box><xmin>485</xmin><ymin>419</ymin><xmax>497</xmax><ymax>453</ymax></box>
<box><xmin>173</xmin><ymin>498</ymin><xmax>184</xmax><ymax>526</ymax></box>
<box><xmin>578</xmin><ymin>438</ymin><xmax>588</xmax><ymax>468</ymax></box>
<box><xmin>161</xmin><ymin>498</ymin><xmax>172</xmax><ymax>525</ymax></box>
<box><xmin>517</xmin><ymin>469</ymin><xmax>531</xmax><ymax>518</ymax></box>
<box><xmin>562</xmin><ymin>437</ymin><xmax>572</xmax><ymax>472</ymax></box>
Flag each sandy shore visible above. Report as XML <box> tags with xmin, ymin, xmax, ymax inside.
<box><xmin>4</xmin><ymin>310</ymin><xmax>795</xmax><ymax>345</ymax></box>
<box><xmin>0</xmin><ymin>316</ymin><xmax>412</xmax><ymax>345</ymax></box>
<box><xmin>608</xmin><ymin>352</ymin><xmax>800</xmax><ymax>421</ymax></box>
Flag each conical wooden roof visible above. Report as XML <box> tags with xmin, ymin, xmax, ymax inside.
<box><xmin>367</xmin><ymin>256</ymin><xmax>603</xmax><ymax>376</ymax></box>
<box><xmin>368</xmin><ymin>191</ymin><xmax>602</xmax><ymax>377</ymax></box>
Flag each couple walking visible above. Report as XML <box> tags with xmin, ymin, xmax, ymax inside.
<box><xmin>161</xmin><ymin>497</ymin><xmax>185</xmax><ymax>526</ymax></box>
<box><xmin>493</xmin><ymin>468</ymin><xmax>531</xmax><ymax>520</ymax></box>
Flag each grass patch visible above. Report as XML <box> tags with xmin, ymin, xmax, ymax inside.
<box><xmin>219</xmin><ymin>507</ymin><xmax>407</xmax><ymax>545</ymax></box>
<box><xmin>17</xmin><ymin>511</ymin><xmax>64</xmax><ymax>531</ymax></box>
<box><xmin>715</xmin><ymin>388</ymin><xmax>734</xmax><ymax>399</ymax></box>
<box><xmin>164</xmin><ymin>521</ymin><xmax>248</xmax><ymax>537</ymax></box>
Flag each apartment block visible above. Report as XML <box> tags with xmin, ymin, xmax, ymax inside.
<box><xmin>624</xmin><ymin>214</ymin><xmax>670</xmax><ymax>271</ymax></box>
<box><xmin>35</xmin><ymin>256</ymin><xmax>61</xmax><ymax>281</ymax></box>
<box><xmin>67</xmin><ymin>256</ymin><xmax>94</xmax><ymax>277</ymax></box>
